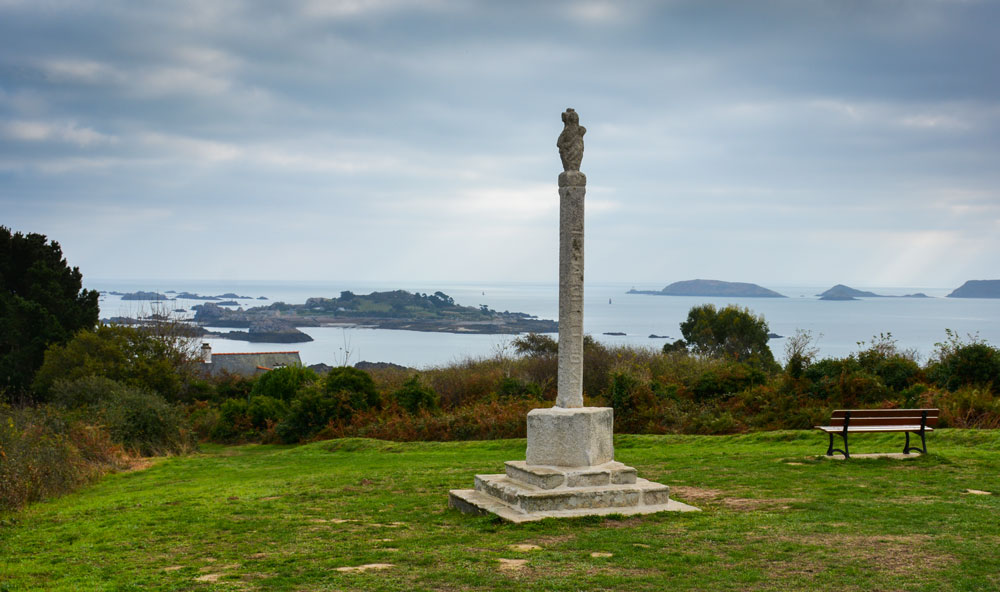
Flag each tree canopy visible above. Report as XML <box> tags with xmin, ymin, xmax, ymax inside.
<box><xmin>1</xmin><ymin>227</ymin><xmax>99</xmax><ymax>397</ymax></box>
<box><xmin>677</xmin><ymin>304</ymin><xmax>775</xmax><ymax>367</ymax></box>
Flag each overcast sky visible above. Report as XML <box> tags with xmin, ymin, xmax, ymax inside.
<box><xmin>2</xmin><ymin>0</ymin><xmax>998</xmax><ymax>289</ymax></box>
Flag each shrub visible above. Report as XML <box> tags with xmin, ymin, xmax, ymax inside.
<box><xmin>392</xmin><ymin>375</ymin><xmax>440</xmax><ymax>414</ymax></box>
<box><xmin>50</xmin><ymin>376</ymin><xmax>127</xmax><ymax>408</ymax></box>
<box><xmin>513</xmin><ymin>333</ymin><xmax>558</xmax><ymax>356</ymax></box>
<box><xmin>97</xmin><ymin>387</ymin><xmax>194</xmax><ymax>456</ymax></box>
<box><xmin>33</xmin><ymin>324</ymin><xmax>196</xmax><ymax>403</ymax></box>
<box><xmin>928</xmin><ymin>331</ymin><xmax>1000</xmax><ymax>392</ymax></box>
<box><xmin>494</xmin><ymin>376</ymin><xmax>542</xmax><ymax>401</ymax></box>
<box><xmin>250</xmin><ymin>366</ymin><xmax>318</xmax><ymax>401</ymax></box>
<box><xmin>1</xmin><ymin>404</ymin><xmax>127</xmax><ymax>511</ymax></box>
<box><xmin>212</xmin><ymin>398</ymin><xmax>252</xmax><ymax>442</ymax></box>
<box><xmin>247</xmin><ymin>395</ymin><xmax>289</xmax><ymax>430</ymax></box>
<box><xmin>276</xmin><ymin>387</ymin><xmax>342</xmax><ymax>443</ymax></box>
<box><xmin>212</xmin><ymin>373</ymin><xmax>256</xmax><ymax>402</ymax></box>
<box><xmin>324</xmin><ymin>366</ymin><xmax>380</xmax><ymax>411</ymax></box>
<box><xmin>604</xmin><ymin>372</ymin><xmax>657</xmax><ymax>432</ymax></box>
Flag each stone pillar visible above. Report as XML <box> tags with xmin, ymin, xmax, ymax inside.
<box><xmin>447</xmin><ymin>108</ymin><xmax>697</xmax><ymax>520</ymax></box>
<box><xmin>557</xmin><ymin>170</ymin><xmax>586</xmax><ymax>408</ymax></box>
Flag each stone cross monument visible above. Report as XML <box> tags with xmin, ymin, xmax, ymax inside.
<box><xmin>556</xmin><ymin>107</ymin><xmax>586</xmax><ymax>409</ymax></box>
<box><xmin>448</xmin><ymin>109</ymin><xmax>697</xmax><ymax>521</ymax></box>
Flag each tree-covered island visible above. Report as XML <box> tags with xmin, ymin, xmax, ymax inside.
<box><xmin>193</xmin><ymin>289</ymin><xmax>557</xmax><ymax>341</ymax></box>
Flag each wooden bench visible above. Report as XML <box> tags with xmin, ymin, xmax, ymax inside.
<box><xmin>815</xmin><ymin>409</ymin><xmax>938</xmax><ymax>459</ymax></box>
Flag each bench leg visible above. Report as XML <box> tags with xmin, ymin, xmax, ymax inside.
<box><xmin>903</xmin><ymin>431</ymin><xmax>927</xmax><ymax>455</ymax></box>
<box><xmin>826</xmin><ymin>431</ymin><xmax>849</xmax><ymax>459</ymax></box>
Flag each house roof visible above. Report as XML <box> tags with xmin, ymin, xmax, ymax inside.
<box><xmin>203</xmin><ymin>351</ymin><xmax>302</xmax><ymax>378</ymax></box>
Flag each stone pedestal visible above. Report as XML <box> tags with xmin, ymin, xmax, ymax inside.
<box><xmin>526</xmin><ymin>407</ymin><xmax>613</xmax><ymax>467</ymax></box>
<box><xmin>448</xmin><ymin>109</ymin><xmax>698</xmax><ymax>521</ymax></box>
<box><xmin>449</xmin><ymin>406</ymin><xmax>699</xmax><ymax>522</ymax></box>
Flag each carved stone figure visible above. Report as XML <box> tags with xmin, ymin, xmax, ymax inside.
<box><xmin>557</xmin><ymin>108</ymin><xmax>586</xmax><ymax>172</ymax></box>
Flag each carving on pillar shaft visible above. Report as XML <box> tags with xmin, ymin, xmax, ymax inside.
<box><xmin>556</xmin><ymin>108</ymin><xmax>586</xmax><ymax>409</ymax></box>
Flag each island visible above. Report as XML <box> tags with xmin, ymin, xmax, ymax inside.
<box><xmin>818</xmin><ymin>284</ymin><xmax>930</xmax><ymax>300</ymax></box>
<box><xmin>817</xmin><ymin>284</ymin><xmax>880</xmax><ymax>300</ymax></box>
<box><xmin>629</xmin><ymin>279</ymin><xmax>786</xmax><ymax>298</ymax></box>
<box><xmin>947</xmin><ymin>280</ymin><xmax>1000</xmax><ymax>299</ymax></box>
<box><xmin>191</xmin><ymin>289</ymin><xmax>558</xmax><ymax>338</ymax></box>
<box><xmin>120</xmin><ymin>291</ymin><xmax>170</xmax><ymax>301</ymax></box>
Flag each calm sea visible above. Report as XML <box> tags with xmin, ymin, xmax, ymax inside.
<box><xmin>88</xmin><ymin>279</ymin><xmax>1000</xmax><ymax>369</ymax></box>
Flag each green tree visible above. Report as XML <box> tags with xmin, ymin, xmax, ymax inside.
<box><xmin>323</xmin><ymin>366</ymin><xmax>380</xmax><ymax>412</ymax></box>
<box><xmin>0</xmin><ymin>227</ymin><xmax>99</xmax><ymax>398</ymax></box>
<box><xmin>33</xmin><ymin>324</ymin><xmax>195</xmax><ymax>402</ymax></box>
<box><xmin>678</xmin><ymin>304</ymin><xmax>776</xmax><ymax>367</ymax></box>
<box><xmin>250</xmin><ymin>365</ymin><xmax>318</xmax><ymax>401</ymax></box>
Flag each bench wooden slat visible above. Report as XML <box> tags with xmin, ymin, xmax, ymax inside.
<box><xmin>831</xmin><ymin>409</ymin><xmax>938</xmax><ymax>419</ymax></box>
<box><xmin>825</xmin><ymin>416</ymin><xmax>940</xmax><ymax>428</ymax></box>
<box><xmin>816</xmin><ymin>425</ymin><xmax>932</xmax><ymax>432</ymax></box>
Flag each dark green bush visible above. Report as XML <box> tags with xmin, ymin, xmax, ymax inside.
<box><xmin>50</xmin><ymin>376</ymin><xmax>127</xmax><ymax>408</ymax></box>
<box><xmin>247</xmin><ymin>395</ymin><xmax>289</xmax><ymax>429</ymax></box>
<box><xmin>392</xmin><ymin>375</ymin><xmax>440</xmax><ymax>414</ymax></box>
<box><xmin>98</xmin><ymin>387</ymin><xmax>194</xmax><ymax>456</ymax></box>
<box><xmin>494</xmin><ymin>376</ymin><xmax>542</xmax><ymax>400</ymax></box>
<box><xmin>250</xmin><ymin>366</ymin><xmax>318</xmax><ymax>401</ymax></box>
<box><xmin>213</xmin><ymin>373</ymin><xmax>256</xmax><ymax>402</ymax></box>
<box><xmin>33</xmin><ymin>324</ymin><xmax>195</xmax><ymax>403</ymax></box>
<box><xmin>604</xmin><ymin>372</ymin><xmax>657</xmax><ymax>431</ymax></box>
<box><xmin>929</xmin><ymin>334</ymin><xmax>1000</xmax><ymax>392</ymax></box>
<box><xmin>277</xmin><ymin>388</ymin><xmax>342</xmax><ymax>443</ymax></box>
<box><xmin>212</xmin><ymin>398</ymin><xmax>252</xmax><ymax>442</ymax></box>
<box><xmin>324</xmin><ymin>367</ymin><xmax>380</xmax><ymax>411</ymax></box>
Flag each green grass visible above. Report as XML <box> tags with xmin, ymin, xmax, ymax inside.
<box><xmin>2</xmin><ymin>430</ymin><xmax>999</xmax><ymax>591</ymax></box>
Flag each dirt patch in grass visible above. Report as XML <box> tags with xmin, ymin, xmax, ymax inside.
<box><xmin>496</xmin><ymin>558</ymin><xmax>528</xmax><ymax>572</ymax></box>
<box><xmin>669</xmin><ymin>486</ymin><xmax>724</xmax><ymax>501</ymax></box>
<box><xmin>764</xmin><ymin>534</ymin><xmax>954</xmax><ymax>577</ymax></box>
<box><xmin>335</xmin><ymin>563</ymin><xmax>394</xmax><ymax>573</ymax></box>
<box><xmin>194</xmin><ymin>573</ymin><xmax>223</xmax><ymax>582</ymax></box>
<box><xmin>670</xmin><ymin>486</ymin><xmax>797</xmax><ymax>510</ymax></box>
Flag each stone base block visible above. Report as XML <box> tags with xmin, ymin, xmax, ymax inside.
<box><xmin>505</xmin><ymin>460</ymin><xmax>636</xmax><ymax>490</ymax></box>
<box><xmin>526</xmin><ymin>407</ymin><xmax>613</xmax><ymax>467</ymax></box>
<box><xmin>448</xmin><ymin>474</ymin><xmax>699</xmax><ymax>523</ymax></box>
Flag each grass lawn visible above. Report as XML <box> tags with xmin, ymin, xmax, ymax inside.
<box><xmin>2</xmin><ymin>430</ymin><xmax>999</xmax><ymax>591</ymax></box>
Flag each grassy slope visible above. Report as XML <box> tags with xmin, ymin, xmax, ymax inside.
<box><xmin>2</xmin><ymin>431</ymin><xmax>999</xmax><ymax>591</ymax></box>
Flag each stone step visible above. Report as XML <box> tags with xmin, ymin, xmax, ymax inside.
<box><xmin>448</xmin><ymin>488</ymin><xmax>699</xmax><ymax>523</ymax></box>
<box><xmin>505</xmin><ymin>460</ymin><xmax>637</xmax><ymax>490</ymax></box>
<box><xmin>473</xmin><ymin>474</ymin><xmax>670</xmax><ymax>513</ymax></box>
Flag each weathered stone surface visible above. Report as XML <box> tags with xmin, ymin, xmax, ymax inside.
<box><xmin>557</xmin><ymin>108</ymin><xmax>586</xmax><ymax>172</ymax></box>
<box><xmin>505</xmin><ymin>460</ymin><xmax>637</xmax><ymax>490</ymax></box>
<box><xmin>505</xmin><ymin>461</ymin><xmax>565</xmax><ymax>489</ymax></box>
<box><xmin>449</xmin><ymin>474</ymin><xmax>696</xmax><ymax>522</ymax></box>
<box><xmin>448</xmin><ymin>488</ymin><xmax>699</xmax><ymax>523</ymax></box>
<box><xmin>566</xmin><ymin>469</ymin><xmax>610</xmax><ymax>488</ymax></box>
<box><xmin>526</xmin><ymin>407</ymin><xmax>613</xmax><ymax>467</ymax></box>
<box><xmin>557</xmin><ymin>182</ymin><xmax>586</xmax><ymax>408</ymax></box>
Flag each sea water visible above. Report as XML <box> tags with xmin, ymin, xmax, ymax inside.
<box><xmin>88</xmin><ymin>279</ymin><xmax>1000</xmax><ymax>369</ymax></box>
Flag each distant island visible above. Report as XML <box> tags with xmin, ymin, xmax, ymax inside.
<box><xmin>629</xmin><ymin>279</ymin><xmax>786</xmax><ymax>298</ymax></box>
<box><xmin>948</xmin><ymin>280</ymin><xmax>1000</xmax><ymax>299</ymax></box>
<box><xmin>120</xmin><ymin>291</ymin><xmax>169</xmax><ymax>301</ymax></box>
<box><xmin>192</xmin><ymin>289</ymin><xmax>558</xmax><ymax>338</ymax></box>
<box><xmin>817</xmin><ymin>284</ymin><xmax>930</xmax><ymax>301</ymax></box>
<box><xmin>110</xmin><ymin>290</ymin><xmax>261</xmax><ymax>301</ymax></box>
